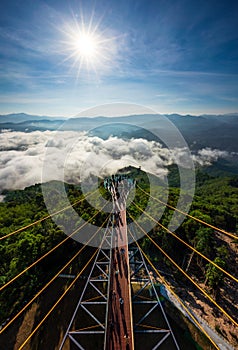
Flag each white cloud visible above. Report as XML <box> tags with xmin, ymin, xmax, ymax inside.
<box><xmin>194</xmin><ymin>148</ymin><xmax>229</xmax><ymax>166</ymax></box>
<box><xmin>0</xmin><ymin>130</ymin><xmax>230</xmax><ymax>191</ymax></box>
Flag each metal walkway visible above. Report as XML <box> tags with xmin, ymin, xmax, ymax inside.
<box><xmin>105</xmin><ymin>207</ymin><xmax>134</xmax><ymax>350</ymax></box>
<box><xmin>59</xmin><ymin>176</ymin><xmax>180</xmax><ymax>349</ymax></box>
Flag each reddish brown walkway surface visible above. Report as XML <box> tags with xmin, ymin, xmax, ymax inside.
<box><xmin>105</xmin><ymin>206</ymin><xmax>134</xmax><ymax>350</ymax></box>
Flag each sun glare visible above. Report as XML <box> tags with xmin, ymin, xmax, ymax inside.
<box><xmin>61</xmin><ymin>14</ymin><xmax>117</xmax><ymax>78</ymax></box>
<box><xmin>74</xmin><ymin>33</ymin><xmax>97</xmax><ymax>58</ymax></box>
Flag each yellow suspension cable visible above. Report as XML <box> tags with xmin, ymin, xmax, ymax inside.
<box><xmin>132</xmin><ymin>200</ymin><xmax>238</xmax><ymax>284</ymax></box>
<box><xmin>128</xmin><ymin>214</ymin><xmax>238</xmax><ymax>327</ymax></box>
<box><xmin>0</xmin><ymin>202</ymin><xmax>107</xmax><ymax>292</ymax></box>
<box><xmin>18</xmin><ymin>248</ymin><xmax>99</xmax><ymax>350</ymax></box>
<box><xmin>138</xmin><ymin>185</ymin><xmax>237</xmax><ymax>240</ymax></box>
<box><xmin>129</xmin><ymin>228</ymin><xmax>220</xmax><ymax>350</ymax></box>
<box><xmin>0</xmin><ymin>213</ymin><xmax>110</xmax><ymax>334</ymax></box>
<box><xmin>0</xmin><ymin>188</ymin><xmax>98</xmax><ymax>241</ymax></box>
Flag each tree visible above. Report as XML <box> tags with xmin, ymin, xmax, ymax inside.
<box><xmin>205</xmin><ymin>257</ymin><xmax>226</xmax><ymax>298</ymax></box>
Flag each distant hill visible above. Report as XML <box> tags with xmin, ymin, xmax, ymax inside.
<box><xmin>0</xmin><ymin>112</ymin><xmax>238</xmax><ymax>153</ymax></box>
<box><xmin>0</xmin><ymin>113</ymin><xmax>65</xmax><ymax>123</ymax></box>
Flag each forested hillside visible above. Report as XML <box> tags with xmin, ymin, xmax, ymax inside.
<box><xmin>0</xmin><ymin>183</ymin><xmax>105</xmax><ymax>324</ymax></box>
<box><xmin>0</xmin><ymin>169</ymin><xmax>237</xmax><ymax>345</ymax></box>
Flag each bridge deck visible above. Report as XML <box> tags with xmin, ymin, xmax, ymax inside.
<box><xmin>105</xmin><ymin>207</ymin><xmax>134</xmax><ymax>350</ymax></box>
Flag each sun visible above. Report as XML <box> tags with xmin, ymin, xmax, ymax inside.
<box><xmin>65</xmin><ymin>26</ymin><xmax>101</xmax><ymax>68</ymax></box>
<box><xmin>73</xmin><ymin>33</ymin><xmax>98</xmax><ymax>58</ymax></box>
<box><xmin>60</xmin><ymin>15</ymin><xmax>117</xmax><ymax>77</ymax></box>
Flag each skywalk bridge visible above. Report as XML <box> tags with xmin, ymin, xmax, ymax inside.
<box><xmin>0</xmin><ymin>174</ymin><xmax>237</xmax><ymax>350</ymax></box>
<box><xmin>58</xmin><ymin>176</ymin><xmax>180</xmax><ymax>349</ymax></box>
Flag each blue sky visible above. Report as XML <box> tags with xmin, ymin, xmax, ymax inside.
<box><xmin>0</xmin><ymin>0</ymin><xmax>238</xmax><ymax>116</ymax></box>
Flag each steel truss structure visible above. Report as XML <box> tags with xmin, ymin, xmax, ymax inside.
<box><xmin>129</xmin><ymin>243</ymin><xmax>180</xmax><ymax>350</ymax></box>
<box><xmin>59</xmin><ymin>219</ymin><xmax>113</xmax><ymax>350</ymax></box>
<box><xmin>59</xmin><ymin>234</ymin><xmax>180</xmax><ymax>349</ymax></box>
<box><xmin>59</xmin><ymin>175</ymin><xmax>180</xmax><ymax>349</ymax></box>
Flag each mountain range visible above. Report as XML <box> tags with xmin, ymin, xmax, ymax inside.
<box><xmin>1</xmin><ymin>112</ymin><xmax>238</xmax><ymax>151</ymax></box>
